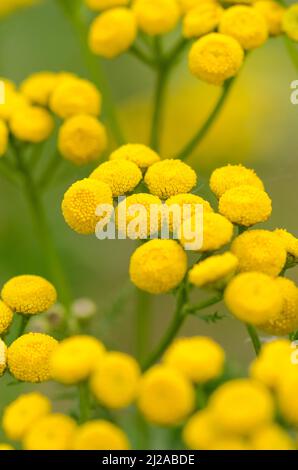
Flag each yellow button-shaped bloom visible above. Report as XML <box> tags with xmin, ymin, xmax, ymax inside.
<box><xmin>129</xmin><ymin>239</ymin><xmax>187</xmax><ymax>294</ymax></box>
<box><xmin>133</xmin><ymin>0</ymin><xmax>180</xmax><ymax>36</ymax></box>
<box><xmin>189</xmin><ymin>252</ymin><xmax>238</xmax><ymax>288</ymax></box>
<box><xmin>0</xmin><ymin>301</ymin><xmax>13</xmax><ymax>335</ymax></box>
<box><xmin>10</xmin><ymin>106</ymin><xmax>54</xmax><ymax>143</ymax></box>
<box><xmin>73</xmin><ymin>420</ymin><xmax>130</xmax><ymax>450</ymax></box>
<box><xmin>277</xmin><ymin>369</ymin><xmax>298</xmax><ymax>425</ymax></box>
<box><xmin>2</xmin><ymin>275</ymin><xmax>57</xmax><ymax>315</ymax></box>
<box><xmin>210</xmin><ymin>164</ymin><xmax>264</xmax><ymax>199</ymax></box>
<box><xmin>0</xmin><ymin>90</ymin><xmax>29</xmax><ymax>122</ymax></box>
<box><xmin>85</xmin><ymin>0</ymin><xmax>129</xmax><ymax>10</ymax></box>
<box><xmin>0</xmin><ymin>339</ymin><xmax>7</xmax><ymax>376</ymax></box>
<box><xmin>109</xmin><ymin>143</ymin><xmax>160</xmax><ymax>170</ymax></box>
<box><xmin>208</xmin><ymin>439</ymin><xmax>251</xmax><ymax>450</ymax></box>
<box><xmin>282</xmin><ymin>4</ymin><xmax>298</xmax><ymax>41</ymax></box>
<box><xmin>0</xmin><ymin>119</ymin><xmax>8</xmax><ymax>157</ymax></box>
<box><xmin>183</xmin><ymin>3</ymin><xmax>223</xmax><ymax>38</ymax></box>
<box><xmin>183</xmin><ymin>409</ymin><xmax>218</xmax><ymax>450</ymax></box>
<box><xmin>274</xmin><ymin>228</ymin><xmax>298</xmax><ymax>259</ymax></box>
<box><xmin>20</xmin><ymin>71</ymin><xmax>58</xmax><ymax>106</ymax></box>
<box><xmin>90</xmin><ymin>160</ymin><xmax>142</xmax><ymax>197</ymax></box>
<box><xmin>89</xmin><ymin>8</ymin><xmax>137</xmax><ymax>58</ymax></box>
<box><xmin>251</xmin><ymin>424</ymin><xmax>295</xmax><ymax>450</ymax></box>
<box><xmin>8</xmin><ymin>333</ymin><xmax>58</xmax><ymax>383</ymax></box>
<box><xmin>165</xmin><ymin>193</ymin><xmax>213</xmax><ymax>233</ymax></box>
<box><xmin>23</xmin><ymin>414</ymin><xmax>77</xmax><ymax>450</ymax></box>
<box><xmin>224</xmin><ymin>271</ymin><xmax>283</xmax><ymax>325</ymax></box>
<box><xmin>254</xmin><ymin>1</ymin><xmax>285</xmax><ymax>36</ymax></box>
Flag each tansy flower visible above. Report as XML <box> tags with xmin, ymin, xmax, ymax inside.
<box><xmin>254</xmin><ymin>1</ymin><xmax>285</xmax><ymax>36</ymax></box>
<box><xmin>109</xmin><ymin>143</ymin><xmax>160</xmax><ymax>170</ymax></box>
<box><xmin>8</xmin><ymin>333</ymin><xmax>58</xmax><ymax>383</ymax></box>
<box><xmin>209</xmin><ymin>379</ymin><xmax>274</xmax><ymax>435</ymax></box>
<box><xmin>23</xmin><ymin>414</ymin><xmax>77</xmax><ymax>450</ymax></box>
<box><xmin>188</xmin><ymin>33</ymin><xmax>244</xmax><ymax>85</ymax></box>
<box><xmin>189</xmin><ymin>252</ymin><xmax>238</xmax><ymax>288</ymax></box>
<box><xmin>85</xmin><ymin>0</ymin><xmax>129</xmax><ymax>10</ymax></box>
<box><xmin>144</xmin><ymin>159</ymin><xmax>197</xmax><ymax>199</ymax></box>
<box><xmin>209</xmin><ymin>440</ymin><xmax>251</xmax><ymax>451</ymax></box>
<box><xmin>210</xmin><ymin>164</ymin><xmax>264</xmax><ymax>199</ymax></box>
<box><xmin>129</xmin><ymin>239</ymin><xmax>187</xmax><ymax>294</ymax></box>
<box><xmin>89</xmin><ymin>8</ymin><xmax>137</xmax><ymax>59</ymax></box>
<box><xmin>163</xmin><ymin>336</ymin><xmax>225</xmax><ymax>383</ymax></box>
<box><xmin>0</xmin><ymin>89</ymin><xmax>29</xmax><ymax>122</ymax></box>
<box><xmin>10</xmin><ymin>106</ymin><xmax>54</xmax><ymax>143</ymax></box>
<box><xmin>259</xmin><ymin>277</ymin><xmax>298</xmax><ymax>335</ymax></box>
<box><xmin>274</xmin><ymin>228</ymin><xmax>298</xmax><ymax>259</ymax></box>
<box><xmin>72</xmin><ymin>420</ymin><xmax>130</xmax><ymax>450</ymax></box>
<box><xmin>0</xmin><ymin>301</ymin><xmax>13</xmax><ymax>335</ymax></box>
<box><xmin>133</xmin><ymin>0</ymin><xmax>180</xmax><ymax>36</ymax></box>
<box><xmin>50</xmin><ymin>335</ymin><xmax>106</xmax><ymax>385</ymax></box>
<box><xmin>251</xmin><ymin>424</ymin><xmax>295</xmax><ymax>450</ymax></box>
<box><xmin>90</xmin><ymin>352</ymin><xmax>141</xmax><ymax>409</ymax></box>
<box><xmin>224</xmin><ymin>271</ymin><xmax>283</xmax><ymax>325</ymax></box>
<box><xmin>20</xmin><ymin>71</ymin><xmax>58</xmax><ymax>106</ymax></box>
<box><xmin>138</xmin><ymin>365</ymin><xmax>195</xmax><ymax>426</ymax></box>
<box><xmin>2</xmin><ymin>393</ymin><xmax>51</xmax><ymax>441</ymax></box>
<box><xmin>183</xmin><ymin>3</ymin><xmax>224</xmax><ymax>39</ymax></box>
<box><xmin>165</xmin><ymin>193</ymin><xmax>213</xmax><ymax>233</ymax></box>
<box><xmin>219</xmin><ymin>6</ymin><xmax>268</xmax><ymax>50</ymax></box>
<box><xmin>231</xmin><ymin>230</ymin><xmax>287</xmax><ymax>276</ymax></box>
<box><xmin>277</xmin><ymin>369</ymin><xmax>298</xmax><ymax>425</ymax></box>
<box><xmin>0</xmin><ymin>339</ymin><xmax>7</xmax><ymax>376</ymax></box>
<box><xmin>61</xmin><ymin>178</ymin><xmax>113</xmax><ymax>235</ymax></box>
<box><xmin>49</xmin><ymin>77</ymin><xmax>101</xmax><ymax>119</ymax></box>
<box><xmin>0</xmin><ymin>444</ymin><xmax>14</xmax><ymax>450</ymax></box>
<box><xmin>58</xmin><ymin>114</ymin><xmax>107</xmax><ymax>165</ymax></box>
<box><xmin>282</xmin><ymin>4</ymin><xmax>298</xmax><ymax>42</ymax></box>
<box><xmin>183</xmin><ymin>410</ymin><xmax>219</xmax><ymax>450</ymax></box>
<box><xmin>90</xmin><ymin>160</ymin><xmax>142</xmax><ymax>197</ymax></box>
<box><xmin>1</xmin><ymin>275</ymin><xmax>57</xmax><ymax>315</ymax></box>
<box><xmin>0</xmin><ymin>120</ymin><xmax>8</xmax><ymax>157</ymax></box>
<box><xmin>218</xmin><ymin>185</ymin><xmax>272</xmax><ymax>227</ymax></box>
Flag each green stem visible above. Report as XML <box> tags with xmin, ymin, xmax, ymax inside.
<box><xmin>246</xmin><ymin>324</ymin><xmax>261</xmax><ymax>356</ymax></box>
<box><xmin>15</xmin><ymin>315</ymin><xmax>30</xmax><ymax>341</ymax></box>
<box><xmin>185</xmin><ymin>294</ymin><xmax>223</xmax><ymax>315</ymax></box>
<box><xmin>38</xmin><ymin>151</ymin><xmax>62</xmax><ymax>190</ymax></box>
<box><xmin>135</xmin><ymin>288</ymin><xmax>151</xmax><ymax>363</ymax></box>
<box><xmin>78</xmin><ymin>382</ymin><xmax>90</xmax><ymax>424</ymax></box>
<box><xmin>130</xmin><ymin>45</ymin><xmax>155</xmax><ymax>68</ymax></box>
<box><xmin>150</xmin><ymin>65</ymin><xmax>169</xmax><ymax>151</ymax></box>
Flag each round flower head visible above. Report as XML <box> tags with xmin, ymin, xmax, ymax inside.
<box><xmin>109</xmin><ymin>143</ymin><xmax>160</xmax><ymax>170</ymax></box>
<box><xmin>50</xmin><ymin>335</ymin><xmax>105</xmax><ymax>385</ymax></box>
<box><xmin>189</xmin><ymin>252</ymin><xmax>238</xmax><ymax>288</ymax></box>
<box><xmin>218</xmin><ymin>185</ymin><xmax>272</xmax><ymax>227</ymax></box>
<box><xmin>277</xmin><ymin>369</ymin><xmax>298</xmax><ymax>425</ymax></box>
<box><xmin>62</xmin><ymin>178</ymin><xmax>113</xmax><ymax>235</ymax></box>
<box><xmin>0</xmin><ymin>301</ymin><xmax>13</xmax><ymax>334</ymax></box>
<box><xmin>8</xmin><ymin>333</ymin><xmax>58</xmax><ymax>383</ymax></box>
<box><xmin>163</xmin><ymin>336</ymin><xmax>225</xmax><ymax>383</ymax></box>
<box><xmin>10</xmin><ymin>106</ymin><xmax>54</xmax><ymax>143</ymax></box>
<box><xmin>85</xmin><ymin>0</ymin><xmax>129</xmax><ymax>10</ymax></box>
<box><xmin>188</xmin><ymin>33</ymin><xmax>244</xmax><ymax>85</ymax></box>
<box><xmin>1</xmin><ymin>275</ymin><xmax>57</xmax><ymax>315</ymax></box>
<box><xmin>0</xmin><ymin>444</ymin><xmax>14</xmax><ymax>450</ymax></box>
<box><xmin>183</xmin><ymin>409</ymin><xmax>218</xmax><ymax>450</ymax></box>
<box><xmin>133</xmin><ymin>0</ymin><xmax>180</xmax><ymax>36</ymax></box>
<box><xmin>282</xmin><ymin>4</ymin><xmax>298</xmax><ymax>41</ymax></box>
<box><xmin>0</xmin><ymin>339</ymin><xmax>7</xmax><ymax>376</ymax></box>
<box><xmin>231</xmin><ymin>230</ymin><xmax>287</xmax><ymax>277</ymax></box>
<box><xmin>165</xmin><ymin>193</ymin><xmax>213</xmax><ymax>234</ymax></box>
<box><xmin>224</xmin><ymin>271</ymin><xmax>283</xmax><ymax>325</ymax></box>
<box><xmin>2</xmin><ymin>392</ymin><xmax>51</xmax><ymax>441</ymax></box>
<box><xmin>73</xmin><ymin>420</ymin><xmax>130</xmax><ymax>450</ymax></box>
<box><xmin>209</xmin><ymin>379</ymin><xmax>274</xmax><ymax>435</ymax></box>
<box><xmin>58</xmin><ymin>114</ymin><xmax>107</xmax><ymax>165</ymax></box>
<box><xmin>144</xmin><ymin>159</ymin><xmax>197</xmax><ymax>199</ymax></box>
<box><xmin>0</xmin><ymin>89</ymin><xmax>29</xmax><ymax>122</ymax></box>
<box><xmin>259</xmin><ymin>277</ymin><xmax>298</xmax><ymax>336</ymax></box>
<box><xmin>274</xmin><ymin>228</ymin><xmax>298</xmax><ymax>259</ymax></box>
<box><xmin>138</xmin><ymin>365</ymin><xmax>195</xmax><ymax>426</ymax></box>
<box><xmin>129</xmin><ymin>239</ymin><xmax>187</xmax><ymax>294</ymax></box>
<box><xmin>251</xmin><ymin>424</ymin><xmax>295</xmax><ymax>450</ymax></box>
<box><xmin>208</xmin><ymin>439</ymin><xmax>251</xmax><ymax>451</ymax></box>
<box><xmin>183</xmin><ymin>3</ymin><xmax>224</xmax><ymax>39</ymax></box>
<box><xmin>90</xmin><ymin>352</ymin><xmax>141</xmax><ymax>409</ymax></box>
<box><xmin>254</xmin><ymin>1</ymin><xmax>285</xmax><ymax>36</ymax></box>
<box><xmin>115</xmin><ymin>193</ymin><xmax>163</xmax><ymax>239</ymax></box>
<box><xmin>89</xmin><ymin>8</ymin><xmax>137</xmax><ymax>59</ymax></box>
<box><xmin>210</xmin><ymin>164</ymin><xmax>265</xmax><ymax>199</ymax></box>
<box><xmin>90</xmin><ymin>160</ymin><xmax>142</xmax><ymax>197</ymax></box>
<box><xmin>23</xmin><ymin>414</ymin><xmax>77</xmax><ymax>450</ymax></box>
<box><xmin>50</xmin><ymin>77</ymin><xmax>101</xmax><ymax>119</ymax></box>
<box><xmin>20</xmin><ymin>71</ymin><xmax>58</xmax><ymax>106</ymax></box>
<box><xmin>0</xmin><ymin>119</ymin><xmax>8</xmax><ymax>157</ymax></box>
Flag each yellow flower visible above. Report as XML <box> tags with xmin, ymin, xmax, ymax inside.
<box><xmin>183</xmin><ymin>410</ymin><xmax>218</xmax><ymax>450</ymax></box>
<box><xmin>218</xmin><ymin>185</ymin><xmax>272</xmax><ymax>227</ymax></box>
<box><xmin>58</xmin><ymin>114</ymin><xmax>107</xmax><ymax>165</ymax></box>
<box><xmin>144</xmin><ymin>159</ymin><xmax>197</xmax><ymax>199</ymax></box>
<box><xmin>138</xmin><ymin>365</ymin><xmax>195</xmax><ymax>426</ymax></box>
<box><xmin>133</xmin><ymin>0</ymin><xmax>180</xmax><ymax>36</ymax></box>
<box><xmin>277</xmin><ymin>369</ymin><xmax>298</xmax><ymax>425</ymax></box>
<box><xmin>209</xmin><ymin>379</ymin><xmax>274</xmax><ymax>435</ymax></box>
<box><xmin>85</xmin><ymin>0</ymin><xmax>129</xmax><ymax>10</ymax></box>
<box><xmin>183</xmin><ymin>3</ymin><xmax>223</xmax><ymax>38</ymax></box>
<box><xmin>10</xmin><ymin>105</ymin><xmax>54</xmax><ymax>143</ymax></box>
<box><xmin>0</xmin><ymin>119</ymin><xmax>8</xmax><ymax>157</ymax></box>
<box><xmin>163</xmin><ymin>336</ymin><xmax>225</xmax><ymax>383</ymax></box>
<box><xmin>90</xmin><ymin>352</ymin><xmax>141</xmax><ymax>409</ymax></box>
<box><xmin>210</xmin><ymin>164</ymin><xmax>264</xmax><ymax>199</ymax></box>
<box><xmin>224</xmin><ymin>271</ymin><xmax>283</xmax><ymax>325</ymax></box>
<box><xmin>0</xmin><ymin>339</ymin><xmax>7</xmax><ymax>376</ymax></box>
<box><xmin>72</xmin><ymin>420</ymin><xmax>130</xmax><ymax>450</ymax></box>
<box><xmin>20</xmin><ymin>71</ymin><xmax>58</xmax><ymax>106</ymax></box>
<box><xmin>219</xmin><ymin>5</ymin><xmax>268</xmax><ymax>50</ymax></box>
<box><xmin>231</xmin><ymin>230</ymin><xmax>287</xmax><ymax>276</ymax></box>
<box><xmin>89</xmin><ymin>8</ymin><xmax>137</xmax><ymax>59</ymax></box>
<box><xmin>0</xmin><ymin>90</ymin><xmax>29</xmax><ymax>122</ymax></box>
<box><xmin>50</xmin><ymin>335</ymin><xmax>106</xmax><ymax>385</ymax></box>
<box><xmin>209</xmin><ymin>439</ymin><xmax>251</xmax><ymax>450</ymax></box>
<box><xmin>0</xmin><ymin>300</ymin><xmax>13</xmax><ymax>334</ymax></box>
<box><xmin>1</xmin><ymin>275</ymin><xmax>57</xmax><ymax>315</ymax></box>
<box><xmin>165</xmin><ymin>193</ymin><xmax>213</xmax><ymax>233</ymax></box>
<box><xmin>274</xmin><ymin>228</ymin><xmax>298</xmax><ymax>259</ymax></box>
<box><xmin>259</xmin><ymin>277</ymin><xmax>298</xmax><ymax>336</ymax></box>
<box><xmin>50</xmin><ymin>77</ymin><xmax>101</xmax><ymax>119</ymax></box>
<box><xmin>8</xmin><ymin>333</ymin><xmax>58</xmax><ymax>383</ymax></box>
<box><xmin>109</xmin><ymin>143</ymin><xmax>160</xmax><ymax>170</ymax></box>
<box><xmin>189</xmin><ymin>252</ymin><xmax>238</xmax><ymax>288</ymax></box>
<box><xmin>188</xmin><ymin>33</ymin><xmax>244</xmax><ymax>85</ymax></box>
<box><xmin>282</xmin><ymin>4</ymin><xmax>298</xmax><ymax>41</ymax></box>
<box><xmin>2</xmin><ymin>393</ymin><xmax>51</xmax><ymax>441</ymax></box>
<box><xmin>90</xmin><ymin>160</ymin><xmax>142</xmax><ymax>197</ymax></box>
<box><xmin>61</xmin><ymin>178</ymin><xmax>113</xmax><ymax>235</ymax></box>
<box><xmin>129</xmin><ymin>239</ymin><xmax>187</xmax><ymax>294</ymax></box>
<box><xmin>178</xmin><ymin>0</ymin><xmax>217</xmax><ymax>14</ymax></box>
<box><xmin>254</xmin><ymin>1</ymin><xmax>285</xmax><ymax>36</ymax></box>
<box><xmin>23</xmin><ymin>414</ymin><xmax>77</xmax><ymax>450</ymax></box>
<box><xmin>0</xmin><ymin>444</ymin><xmax>14</xmax><ymax>450</ymax></box>
<box><xmin>251</xmin><ymin>424</ymin><xmax>295</xmax><ymax>450</ymax></box>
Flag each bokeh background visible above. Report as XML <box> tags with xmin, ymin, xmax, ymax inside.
<box><xmin>0</xmin><ymin>0</ymin><xmax>297</xmax><ymax>446</ymax></box>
